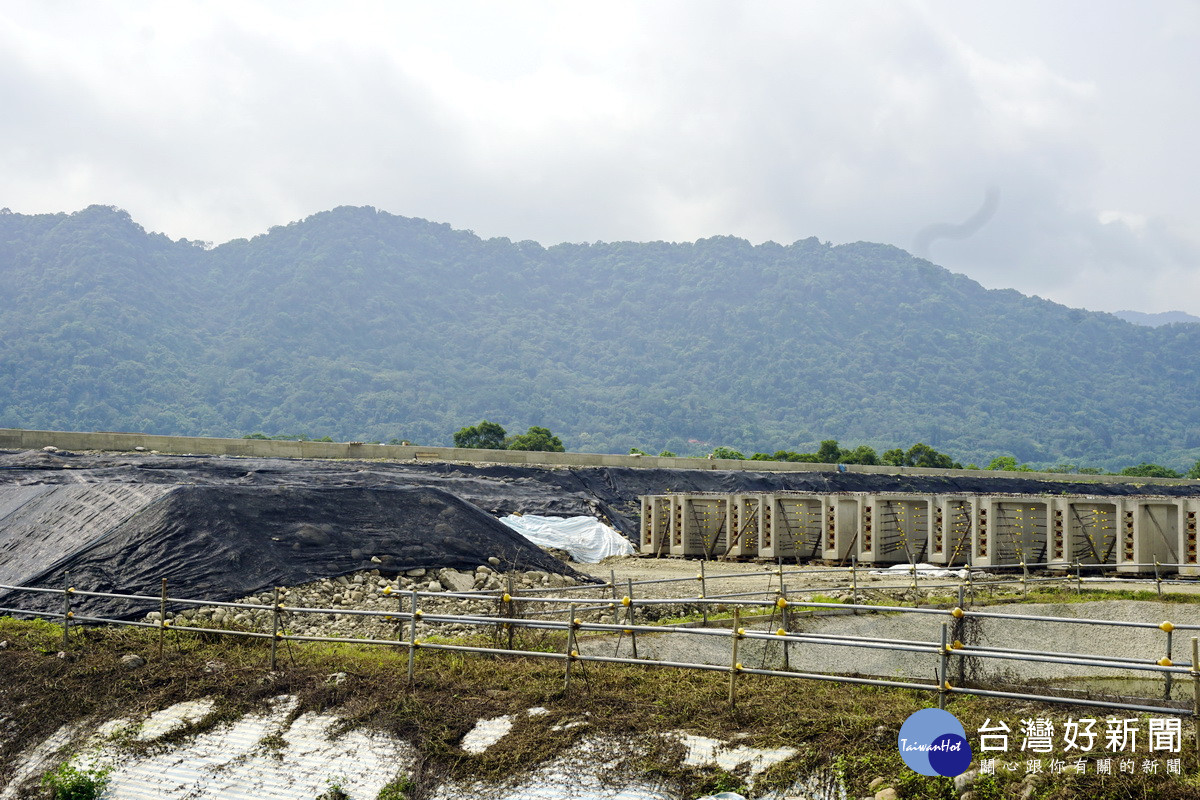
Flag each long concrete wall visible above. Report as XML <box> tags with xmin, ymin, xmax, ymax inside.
<box><xmin>642</xmin><ymin>491</ymin><xmax>1200</xmax><ymax>574</ymax></box>
<box><xmin>1</xmin><ymin>427</ymin><xmax>1198</xmax><ymax>487</ymax></box>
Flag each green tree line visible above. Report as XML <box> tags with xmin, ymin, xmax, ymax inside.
<box><xmin>453</xmin><ymin>421</ymin><xmax>564</xmax><ymax>452</ymax></box>
<box><xmin>2</xmin><ymin>205</ymin><xmax>1198</xmax><ymax>472</ymax></box>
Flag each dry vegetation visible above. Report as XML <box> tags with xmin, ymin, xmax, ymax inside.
<box><xmin>5</xmin><ymin>609</ymin><xmax>1200</xmax><ymax>799</ymax></box>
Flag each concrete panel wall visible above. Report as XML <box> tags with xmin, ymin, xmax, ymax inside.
<box><xmin>821</xmin><ymin>496</ymin><xmax>861</xmax><ymax>564</ymax></box>
<box><xmin>723</xmin><ymin>495</ymin><xmax>758</xmax><ymax>558</ymax></box>
<box><xmin>858</xmin><ymin>495</ymin><xmax>931</xmax><ymax>565</ymax></box>
<box><xmin>1048</xmin><ymin>499</ymin><xmax>1118</xmax><ymax>568</ymax></box>
<box><xmin>930</xmin><ymin>497</ymin><xmax>976</xmax><ymax>567</ymax></box>
<box><xmin>1181</xmin><ymin>499</ymin><xmax>1200</xmax><ymax>576</ymax></box>
<box><xmin>641</xmin><ymin>491</ymin><xmax>1200</xmax><ymax>574</ymax></box>
<box><xmin>760</xmin><ymin>495</ymin><xmax>824</xmax><ymax>561</ymax></box>
<box><xmin>984</xmin><ymin>500</ymin><xmax>1050</xmax><ymax>566</ymax></box>
<box><xmin>1115</xmin><ymin>500</ymin><xmax>1180</xmax><ymax>572</ymax></box>
<box><xmin>669</xmin><ymin>496</ymin><xmax>730</xmax><ymax>557</ymax></box>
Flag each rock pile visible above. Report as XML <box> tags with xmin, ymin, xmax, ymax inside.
<box><xmin>146</xmin><ymin>563</ymin><xmax>588</xmax><ymax>641</ymax></box>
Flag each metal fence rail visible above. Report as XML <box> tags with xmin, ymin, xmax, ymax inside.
<box><xmin>4</xmin><ymin>576</ymin><xmax>1200</xmax><ymax>750</ymax></box>
<box><xmin>445</xmin><ymin>559</ymin><xmax>1200</xmax><ymax>614</ymax></box>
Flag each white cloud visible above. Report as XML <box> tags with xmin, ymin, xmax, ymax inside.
<box><xmin>1</xmin><ymin>0</ymin><xmax>1198</xmax><ymax>313</ymax></box>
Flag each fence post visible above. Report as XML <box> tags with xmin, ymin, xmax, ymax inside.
<box><xmin>1192</xmin><ymin>638</ymin><xmax>1199</xmax><ymax>758</ymax></box>
<box><xmin>851</xmin><ymin>555</ymin><xmax>858</xmax><ymax>606</ymax></box>
<box><xmin>728</xmin><ymin>608</ymin><xmax>742</xmax><ymax>708</ymax></box>
<box><xmin>700</xmin><ymin>561</ymin><xmax>708</xmax><ymax>626</ymax></box>
<box><xmin>1162</xmin><ymin>622</ymin><xmax>1175</xmax><ymax>701</ymax></box>
<box><xmin>951</xmin><ymin>597</ymin><xmax>966</xmax><ymax>685</ymax></box>
<box><xmin>626</xmin><ymin>579</ymin><xmax>638</xmax><ymax>659</ymax></box>
<box><xmin>396</xmin><ymin>585</ymin><xmax>405</xmax><ymax>641</ymax></box>
<box><xmin>269</xmin><ymin>587</ymin><xmax>281</xmax><ymax>671</ymax></box>
<box><xmin>506</xmin><ymin>577</ymin><xmax>516</xmax><ymax>651</ymax></box>
<box><xmin>1021</xmin><ymin>561</ymin><xmax>1028</xmax><ymax>600</ymax></box>
<box><xmin>610</xmin><ymin>569</ymin><xmax>620</xmax><ymax>625</ymax></box>
<box><xmin>938</xmin><ymin>622</ymin><xmax>950</xmax><ymax>709</ymax></box>
<box><xmin>779</xmin><ymin>588</ymin><xmax>790</xmax><ymax>671</ymax></box>
<box><xmin>407</xmin><ymin>589</ymin><xmax>419</xmax><ymax>684</ymax></box>
<box><xmin>1156</xmin><ymin>561</ymin><xmax>1162</xmax><ymax>598</ymax></box>
<box><xmin>1075</xmin><ymin>560</ymin><xmax>1082</xmax><ymax>594</ymax></box>
<box><xmin>564</xmin><ymin>603</ymin><xmax>578</xmax><ymax>693</ymax></box>
<box><xmin>61</xmin><ymin>583</ymin><xmax>73</xmax><ymax>650</ymax></box>
<box><xmin>158</xmin><ymin>578</ymin><xmax>168</xmax><ymax>659</ymax></box>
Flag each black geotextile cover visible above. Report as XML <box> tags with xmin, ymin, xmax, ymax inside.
<box><xmin>6</xmin><ymin>450</ymin><xmax>1198</xmax><ymax>541</ymax></box>
<box><xmin>0</xmin><ymin>484</ymin><xmax>583</xmax><ymax>619</ymax></box>
<box><xmin>2</xmin><ymin>449</ymin><xmax>1199</xmax><ymax>619</ymax></box>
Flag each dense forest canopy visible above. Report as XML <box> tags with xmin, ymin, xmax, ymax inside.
<box><xmin>1</xmin><ymin>204</ymin><xmax>1198</xmax><ymax>471</ymax></box>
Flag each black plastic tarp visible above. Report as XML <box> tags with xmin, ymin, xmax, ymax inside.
<box><xmin>0</xmin><ymin>484</ymin><xmax>581</xmax><ymax>619</ymax></box>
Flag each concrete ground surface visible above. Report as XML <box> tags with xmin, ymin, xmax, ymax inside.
<box><xmin>572</xmin><ymin>556</ymin><xmax>1200</xmax><ymax>704</ymax></box>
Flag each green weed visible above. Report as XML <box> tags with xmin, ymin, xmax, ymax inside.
<box><xmin>376</xmin><ymin>775</ymin><xmax>414</xmax><ymax>800</ymax></box>
<box><xmin>40</xmin><ymin>760</ymin><xmax>110</xmax><ymax>800</ymax></box>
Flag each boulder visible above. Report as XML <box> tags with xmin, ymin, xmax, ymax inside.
<box><xmin>120</xmin><ymin>653</ymin><xmax>146</xmax><ymax>670</ymax></box>
<box><xmin>439</xmin><ymin>569</ymin><xmax>476</xmax><ymax>593</ymax></box>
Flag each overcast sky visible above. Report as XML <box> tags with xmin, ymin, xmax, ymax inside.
<box><xmin>3</xmin><ymin>1</ymin><xmax>1199</xmax><ymax>314</ymax></box>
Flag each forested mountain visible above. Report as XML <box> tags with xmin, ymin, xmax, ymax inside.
<box><xmin>2</xmin><ymin>205</ymin><xmax>1198</xmax><ymax>470</ymax></box>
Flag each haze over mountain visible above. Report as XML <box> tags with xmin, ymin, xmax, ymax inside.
<box><xmin>1</xmin><ymin>205</ymin><xmax>1198</xmax><ymax>471</ymax></box>
<box><xmin>1111</xmin><ymin>310</ymin><xmax>1200</xmax><ymax>328</ymax></box>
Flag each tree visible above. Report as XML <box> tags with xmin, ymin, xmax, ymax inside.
<box><xmin>1119</xmin><ymin>463</ymin><xmax>1182</xmax><ymax>478</ymax></box>
<box><xmin>762</xmin><ymin>449</ymin><xmax>820</xmax><ymax>462</ymax></box>
<box><xmin>658</xmin><ymin>450</ymin><xmax>676</xmax><ymax>457</ymax></box>
<box><xmin>453</xmin><ymin>420</ymin><xmax>507</xmax><ymax>449</ymax></box>
<box><xmin>816</xmin><ymin>440</ymin><xmax>842</xmax><ymax>463</ymax></box>
<box><xmin>882</xmin><ymin>443</ymin><xmax>961</xmax><ymax>469</ymax></box>
<box><xmin>505</xmin><ymin>426</ymin><xmax>565</xmax><ymax>452</ymax></box>
<box><xmin>841</xmin><ymin>445</ymin><xmax>879</xmax><ymax>465</ymax></box>
<box><xmin>1188</xmin><ymin>460</ymin><xmax>1200</xmax><ymax>480</ymax></box>
<box><xmin>709</xmin><ymin>446</ymin><xmax>745</xmax><ymax>460</ymax></box>
<box><xmin>987</xmin><ymin>455</ymin><xmax>1032</xmax><ymax>472</ymax></box>
<box><xmin>902</xmin><ymin>443</ymin><xmax>954</xmax><ymax>469</ymax></box>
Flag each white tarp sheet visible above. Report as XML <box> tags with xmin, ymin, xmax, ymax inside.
<box><xmin>868</xmin><ymin>562</ymin><xmax>970</xmax><ymax>579</ymax></box>
<box><xmin>499</xmin><ymin>514</ymin><xmax>635</xmax><ymax>563</ymax></box>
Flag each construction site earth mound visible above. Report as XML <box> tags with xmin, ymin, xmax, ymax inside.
<box><xmin>3</xmin><ymin>448</ymin><xmax>1198</xmax><ymax>619</ymax></box>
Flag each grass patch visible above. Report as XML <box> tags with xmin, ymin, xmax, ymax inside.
<box><xmin>40</xmin><ymin>760</ymin><xmax>110</xmax><ymax>800</ymax></box>
<box><xmin>864</xmin><ymin>581</ymin><xmax>1200</xmax><ymax>610</ymax></box>
<box><xmin>3</xmin><ymin>617</ymin><xmax>1200</xmax><ymax>798</ymax></box>
<box><xmin>375</xmin><ymin>775</ymin><xmax>415</xmax><ymax>800</ymax></box>
<box><xmin>1019</xmin><ymin>586</ymin><xmax>1200</xmax><ymax>606</ymax></box>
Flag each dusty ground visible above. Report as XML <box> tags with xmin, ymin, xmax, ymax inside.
<box><xmin>576</xmin><ymin>555</ymin><xmax>978</xmax><ymax>601</ymax></box>
<box><xmin>564</xmin><ymin>556</ymin><xmax>1200</xmax><ymax>708</ymax></box>
<box><xmin>576</xmin><ymin>554</ymin><xmax>1200</xmax><ymax>600</ymax></box>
